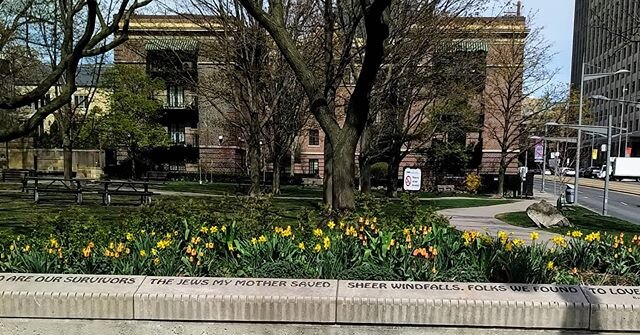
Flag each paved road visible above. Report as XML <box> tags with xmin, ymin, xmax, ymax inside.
<box><xmin>534</xmin><ymin>179</ymin><xmax>640</xmax><ymax>225</ymax></box>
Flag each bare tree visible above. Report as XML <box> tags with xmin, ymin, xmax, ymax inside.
<box><xmin>481</xmin><ymin>23</ymin><xmax>561</xmax><ymax>196</ymax></box>
<box><xmin>182</xmin><ymin>0</ymin><xmax>311</xmax><ymax>196</ymax></box>
<box><xmin>358</xmin><ymin>0</ymin><xmax>489</xmax><ymax>196</ymax></box>
<box><xmin>0</xmin><ymin>0</ymin><xmax>151</xmax><ymax>142</ymax></box>
<box><xmin>234</xmin><ymin>0</ymin><xmax>391</xmax><ymax>211</ymax></box>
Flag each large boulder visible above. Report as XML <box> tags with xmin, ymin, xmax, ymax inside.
<box><xmin>526</xmin><ymin>200</ymin><xmax>570</xmax><ymax>228</ymax></box>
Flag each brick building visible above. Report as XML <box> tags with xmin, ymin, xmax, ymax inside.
<box><xmin>113</xmin><ymin>13</ymin><xmax>526</xmax><ymax>181</ymax></box>
<box><xmin>114</xmin><ymin>15</ymin><xmax>245</xmax><ymax>174</ymax></box>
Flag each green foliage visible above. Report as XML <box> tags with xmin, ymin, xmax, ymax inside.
<box><xmin>370</xmin><ymin>162</ymin><xmax>389</xmax><ymax>181</ymax></box>
<box><xmin>423</xmin><ymin>141</ymin><xmax>472</xmax><ymax>177</ymax></box>
<box><xmin>2</xmin><ymin>197</ymin><xmax>640</xmax><ymax>286</ymax></box>
<box><xmin>98</xmin><ymin>64</ymin><xmax>168</xmax><ymax>156</ymax></box>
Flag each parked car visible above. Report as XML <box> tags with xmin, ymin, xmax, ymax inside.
<box><xmin>559</xmin><ymin>167</ymin><xmax>576</xmax><ymax>176</ymax></box>
<box><xmin>580</xmin><ymin>166</ymin><xmax>601</xmax><ymax>178</ymax></box>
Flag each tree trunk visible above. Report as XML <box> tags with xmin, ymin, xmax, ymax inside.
<box><xmin>323</xmin><ymin>137</ymin><xmax>333</xmax><ymax>208</ymax></box>
<box><xmin>497</xmin><ymin>153</ymin><xmax>507</xmax><ymax>197</ymax></box>
<box><xmin>386</xmin><ymin>150</ymin><xmax>401</xmax><ymax>198</ymax></box>
<box><xmin>62</xmin><ymin>132</ymin><xmax>73</xmax><ymax>180</ymax></box>
<box><xmin>358</xmin><ymin>125</ymin><xmax>371</xmax><ymax>193</ymax></box>
<box><xmin>290</xmin><ymin>139</ymin><xmax>296</xmax><ymax>177</ymax></box>
<box><xmin>331</xmin><ymin>132</ymin><xmax>358</xmax><ymax>212</ymax></box>
<box><xmin>129</xmin><ymin>151</ymin><xmax>136</xmax><ymax>179</ymax></box>
<box><xmin>272</xmin><ymin>159</ymin><xmax>281</xmax><ymax>195</ymax></box>
<box><xmin>359</xmin><ymin>157</ymin><xmax>372</xmax><ymax>193</ymax></box>
<box><xmin>248</xmin><ymin>135</ymin><xmax>261</xmax><ymax>196</ymax></box>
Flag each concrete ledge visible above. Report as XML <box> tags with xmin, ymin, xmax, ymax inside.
<box><xmin>582</xmin><ymin>285</ymin><xmax>640</xmax><ymax>331</ymax></box>
<box><xmin>1</xmin><ymin>273</ymin><xmax>640</xmax><ymax>333</ymax></box>
<box><xmin>337</xmin><ymin>281</ymin><xmax>590</xmax><ymax>329</ymax></box>
<box><xmin>0</xmin><ymin>318</ymin><xmax>627</xmax><ymax>335</ymax></box>
<box><xmin>0</xmin><ymin>273</ymin><xmax>143</xmax><ymax>319</ymax></box>
<box><xmin>135</xmin><ymin>277</ymin><xmax>337</xmax><ymax>322</ymax></box>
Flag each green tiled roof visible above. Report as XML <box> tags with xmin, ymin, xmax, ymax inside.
<box><xmin>145</xmin><ymin>39</ymin><xmax>199</xmax><ymax>51</ymax></box>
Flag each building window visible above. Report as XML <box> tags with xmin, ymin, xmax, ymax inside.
<box><xmin>169</xmin><ymin>124</ymin><xmax>185</xmax><ymax>144</ymax></box>
<box><xmin>309</xmin><ymin>129</ymin><xmax>319</xmax><ymax>146</ymax></box>
<box><xmin>74</xmin><ymin>94</ymin><xmax>88</xmax><ymax>109</ymax></box>
<box><xmin>167</xmin><ymin>86</ymin><xmax>184</xmax><ymax>108</ymax></box>
<box><xmin>309</xmin><ymin>159</ymin><xmax>319</xmax><ymax>175</ymax></box>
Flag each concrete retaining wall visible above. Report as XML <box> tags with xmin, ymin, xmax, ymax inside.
<box><xmin>0</xmin><ymin>273</ymin><xmax>639</xmax><ymax>334</ymax></box>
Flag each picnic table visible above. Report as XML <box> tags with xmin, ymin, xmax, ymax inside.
<box><xmin>98</xmin><ymin>180</ymin><xmax>155</xmax><ymax>205</ymax></box>
<box><xmin>23</xmin><ymin>177</ymin><xmax>86</xmax><ymax>204</ymax></box>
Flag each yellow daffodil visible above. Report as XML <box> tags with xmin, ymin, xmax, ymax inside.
<box><xmin>552</xmin><ymin>235</ymin><xmax>567</xmax><ymax>247</ymax></box>
<box><xmin>571</xmin><ymin>230</ymin><xmax>583</xmax><ymax>238</ymax></box>
<box><xmin>314</xmin><ymin>243</ymin><xmax>322</xmax><ymax>253</ymax></box>
<box><xmin>530</xmin><ymin>232</ymin><xmax>539</xmax><ymax>241</ymax></box>
<box><xmin>126</xmin><ymin>232</ymin><xmax>133</xmax><ymax>241</ymax></box>
<box><xmin>584</xmin><ymin>231</ymin><xmax>601</xmax><ymax>243</ymax></box>
<box><xmin>497</xmin><ymin>231</ymin><xmax>509</xmax><ymax>245</ymax></box>
<box><xmin>313</xmin><ymin>228</ymin><xmax>323</xmax><ymax>237</ymax></box>
<box><xmin>154</xmin><ymin>258</ymin><xmax>160</xmax><ymax>265</ymax></box>
<box><xmin>251</xmin><ymin>238</ymin><xmax>258</xmax><ymax>245</ymax></box>
<box><xmin>323</xmin><ymin>237</ymin><xmax>331</xmax><ymax>250</ymax></box>
<box><xmin>258</xmin><ymin>235</ymin><xmax>267</xmax><ymax>243</ymax></box>
<box><xmin>328</xmin><ymin>220</ymin><xmax>336</xmax><ymax>229</ymax></box>
<box><xmin>139</xmin><ymin>250</ymin><xmax>147</xmax><ymax>257</ymax></box>
<box><xmin>298</xmin><ymin>242</ymin><xmax>305</xmax><ymax>250</ymax></box>
<box><xmin>512</xmin><ymin>239</ymin><xmax>525</xmax><ymax>247</ymax></box>
<box><xmin>547</xmin><ymin>261</ymin><xmax>554</xmax><ymax>270</ymax></box>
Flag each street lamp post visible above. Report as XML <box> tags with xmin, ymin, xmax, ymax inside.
<box><xmin>603</xmin><ymin>114</ymin><xmax>612</xmax><ymax>216</ymax></box>
<box><xmin>576</xmin><ymin>65</ymin><xmax>629</xmax><ymax>205</ymax></box>
<box><xmin>541</xmin><ymin>125</ymin><xmax>548</xmax><ymax>192</ymax></box>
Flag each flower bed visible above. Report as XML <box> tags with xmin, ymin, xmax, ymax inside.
<box><xmin>1</xmin><ymin>197</ymin><xmax>638</xmax><ymax>285</ymax></box>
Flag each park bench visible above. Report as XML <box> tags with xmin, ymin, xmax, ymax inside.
<box><xmin>145</xmin><ymin>171</ymin><xmax>169</xmax><ymax>183</ymax></box>
<box><xmin>23</xmin><ymin>177</ymin><xmax>84</xmax><ymax>204</ymax></box>
<box><xmin>98</xmin><ymin>180</ymin><xmax>155</xmax><ymax>205</ymax></box>
<box><xmin>436</xmin><ymin>184</ymin><xmax>457</xmax><ymax>195</ymax></box>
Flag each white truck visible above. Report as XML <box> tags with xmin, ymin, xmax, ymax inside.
<box><xmin>599</xmin><ymin>157</ymin><xmax>640</xmax><ymax>181</ymax></box>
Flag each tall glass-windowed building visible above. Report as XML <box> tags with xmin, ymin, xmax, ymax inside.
<box><xmin>571</xmin><ymin>0</ymin><xmax>640</xmax><ymax>158</ymax></box>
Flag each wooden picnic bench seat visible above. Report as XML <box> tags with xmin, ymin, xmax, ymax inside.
<box><xmin>145</xmin><ymin>171</ymin><xmax>169</xmax><ymax>183</ymax></box>
<box><xmin>98</xmin><ymin>180</ymin><xmax>155</xmax><ymax>205</ymax></box>
<box><xmin>436</xmin><ymin>184</ymin><xmax>457</xmax><ymax>194</ymax></box>
<box><xmin>1</xmin><ymin>170</ymin><xmax>30</xmax><ymax>183</ymax></box>
<box><xmin>23</xmin><ymin>177</ymin><xmax>84</xmax><ymax>204</ymax></box>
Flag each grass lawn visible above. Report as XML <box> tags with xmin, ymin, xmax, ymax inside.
<box><xmin>0</xmin><ymin>188</ymin><xmax>511</xmax><ymax>241</ymax></box>
<box><xmin>155</xmin><ymin>181</ymin><xmax>489</xmax><ymax>199</ymax></box>
<box><xmin>496</xmin><ymin>206</ymin><xmax>640</xmax><ymax>236</ymax></box>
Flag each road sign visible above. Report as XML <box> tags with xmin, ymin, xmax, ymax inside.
<box><xmin>534</xmin><ymin>140</ymin><xmax>543</xmax><ymax>162</ymax></box>
<box><xmin>403</xmin><ymin>168</ymin><xmax>422</xmax><ymax>191</ymax></box>
<box><xmin>592</xmin><ymin>149</ymin><xmax>598</xmax><ymax>160</ymax></box>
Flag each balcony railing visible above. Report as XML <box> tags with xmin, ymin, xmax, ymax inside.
<box><xmin>159</xmin><ymin>95</ymin><xmax>198</xmax><ymax>110</ymax></box>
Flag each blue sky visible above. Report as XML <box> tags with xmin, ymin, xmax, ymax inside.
<box><xmin>525</xmin><ymin>0</ymin><xmax>575</xmax><ymax>85</ymax></box>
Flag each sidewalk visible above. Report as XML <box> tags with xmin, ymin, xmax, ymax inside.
<box><xmin>437</xmin><ymin>193</ymin><xmax>561</xmax><ymax>243</ymax></box>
